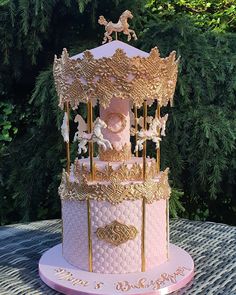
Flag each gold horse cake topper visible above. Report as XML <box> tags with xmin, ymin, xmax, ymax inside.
<box><xmin>98</xmin><ymin>10</ymin><xmax>138</xmax><ymax>44</ymax></box>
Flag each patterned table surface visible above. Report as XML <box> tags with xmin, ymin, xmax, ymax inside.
<box><xmin>0</xmin><ymin>219</ymin><xmax>235</xmax><ymax>295</ymax></box>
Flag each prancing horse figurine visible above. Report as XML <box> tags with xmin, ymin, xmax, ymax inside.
<box><xmin>98</xmin><ymin>10</ymin><xmax>138</xmax><ymax>44</ymax></box>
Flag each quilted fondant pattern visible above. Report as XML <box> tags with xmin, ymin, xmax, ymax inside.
<box><xmin>145</xmin><ymin>199</ymin><xmax>167</xmax><ymax>270</ymax></box>
<box><xmin>62</xmin><ymin>198</ymin><xmax>168</xmax><ymax>274</ymax></box>
<box><xmin>90</xmin><ymin>200</ymin><xmax>142</xmax><ymax>274</ymax></box>
<box><xmin>62</xmin><ymin>200</ymin><xmax>89</xmax><ymax>270</ymax></box>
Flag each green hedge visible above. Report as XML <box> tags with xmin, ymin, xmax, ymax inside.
<box><xmin>0</xmin><ymin>0</ymin><xmax>235</xmax><ymax>225</ymax></box>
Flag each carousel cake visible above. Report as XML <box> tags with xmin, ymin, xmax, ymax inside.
<box><xmin>39</xmin><ymin>10</ymin><xmax>194</xmax><ymax>295</ymax></box>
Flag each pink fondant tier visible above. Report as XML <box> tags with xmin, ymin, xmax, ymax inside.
<box><xmin>61</xmin><ymin>155</ymin><xmax>170</xmax><ymax>274</ymax></box>
<box><xmin>75</xmin><ymin>156</ymin><xmax>155</xmax><ymax>170</ymax></box>
<box><xmin>62</xmin><ymin>198</ymin><xmax>168</xmax><ymax>274</ymax></box>
<box><xmin>72</xmin><ymin>156</ymin><xmax>159</xmax><ymax>184</ymax></box>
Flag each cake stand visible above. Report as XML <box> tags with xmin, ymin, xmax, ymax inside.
<box><xmin>39</xmin><ymin>243</ymin><xmax>194</xmax><ymax>295</ymax></box>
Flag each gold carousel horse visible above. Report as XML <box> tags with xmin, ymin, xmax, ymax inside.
<box><xmin>98</xmin><ymin>10</ymin><xmax>138</xmax><ymax>44</ymax></box>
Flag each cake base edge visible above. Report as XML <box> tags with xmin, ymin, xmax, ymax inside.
<box><xmin>39</xmin><ymin>243</ymin><xmax>194</xmax><ymax>295</ymax></box>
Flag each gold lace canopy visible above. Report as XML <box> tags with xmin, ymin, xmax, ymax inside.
<box><xmin>53</xmin><ymin>46</ymin><xmax>179</xmax><ymax>110</ymax></box>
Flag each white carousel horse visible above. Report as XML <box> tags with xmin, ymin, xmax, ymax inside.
<box><xmin>131</xmin><ymin>112</ymin><xmax>168</xmax><ymax>135</ymax></box>
<box><xmin>98</xmin><ymin>10</ymin><xmax>137</xmax><ymax>44</ymax></box>
<box><xmin>159</xmin><ymin>114</ymin><xmax>168</xmax><ymax>136</ymax></box>
<box><xmin>74</xmin><ymin>117</ymin><xmax>113</xmax><ymax>154</ymax></box>
<box><xmin>136</xmin><ymin>115</ymin><xmax>155</xmax><ymax>128</ymax></box>
<box><xmin>74</xmin><ymin>114</ymin><xmax>87</xmax><ymax>137</ymax></box>
<box><xmin>134</xmin><ymin>114</ymin><xmax>169</xmax><ymax>152</ymax></box>
<box><xmin>134</xmin><ymin>117</ymin><xmax>162</xmax><ymax>152</ymax></box>
<box><xmin>61</xmin><ymin>112</ymin><xmax>69</xmax><ymax>143</ymax></box>
<box><xmin>129</xmin><ymin>110</ymin><xmax>153</xmax><ymax>136</ymax></box>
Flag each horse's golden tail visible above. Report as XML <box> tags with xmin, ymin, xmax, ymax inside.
<box><xmin>98</xmin><ymin>15</ymin><xmax>108</xmax><ymax>26</ymax></box>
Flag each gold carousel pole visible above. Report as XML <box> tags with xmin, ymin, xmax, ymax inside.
<box><xmin>156</xmin><ymin>101</ymin><xmax>169</xmax><ymax>259</ymax></box>
<box><xmin>141</xmin><ymin>100</ymin><xmax>147</xmax><ymax>272</ymax></box>
<box><xmin>143</xmin><ymin>100</ymin><xmax>147</xmax><ymax>180</ymax></box>
<box><xmin>134</xmin><ymin>104</ymin><xmax>138</xmax><ymax>157</ymax></box>
<box><xmin>65</xmin><ymin>101</ymin><xmax>70</xmax><ymax>176</ymax></box>
<box><xmin>87</xmin><ymin>100</ymin><xmax>94</xmax><ymax>180</ymax></box>
<box><xmin>87</xmin><ymin>100</ymin><xmax>93</xmax><ymax>272</ymax></box>
<box><xmin>156</xmin><ymin>103</ymin><xmax>169</xmax><ymax>260</ymax></box>
<box><xmin>156</xmin><ymin>102</ymin><xmax>161</xmax><ymax>174</ymax></box>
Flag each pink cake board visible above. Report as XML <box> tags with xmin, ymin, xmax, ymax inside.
<box><xmin>39</xmin><ymin>244</ymin><xmax>194</xmax><ymax>295</ymax></box>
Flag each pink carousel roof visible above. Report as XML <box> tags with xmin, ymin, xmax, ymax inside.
<box><xmin>71</xmin><ymin>40</ymin><xmax>149</xmax><ymax>60</ymax></box>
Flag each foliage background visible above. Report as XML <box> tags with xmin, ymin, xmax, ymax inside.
<box><xmin>0</xmin><ymin>0</ymin><xmax>235</xmax><ymax>225</ymax></box>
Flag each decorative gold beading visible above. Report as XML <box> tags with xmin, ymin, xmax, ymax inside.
<box><xmin>59</xmin><ymin>168</ymin><xmax>171</xmax><ymax>205</ymax></box>
<box><xmin>74</xmin><ymin>159</ymin><xmax>157</xmax><ymax>182</ymax></box>
<box><xmin>53</xmin><ymin>48</ymin><xmax>178</xmax><ymax>110</ymax></box>
<box><xmin>99</xmin><ymin>143</ymin><xmax>131</xmax><ymax>162</ymax></box>
<box><xmin>96</xmin><ymin>220</ymin><xmax>138</xmax><ymax>246</ymax></box>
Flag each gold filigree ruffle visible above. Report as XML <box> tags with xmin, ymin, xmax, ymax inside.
<box><xmin>74</xmin><ymin>158</ymin><xmax>157</xmax><ymax>182</ymax></box>
<box><xmin>53</xmin><ymin>47</ymin><xmax>178</xmax><ymax>110</ymax></box>
<box><xmin>99</xmin><ymin>143</ymin><xmax>131</xmax><ymax>162</ymax></box>
<box><xmin>59</xmin><ymin>168</ymin><xmax>171</xmax><ymax>205</ymax></box>
<box><xmin>96</xmin><ymin>221</ymin><xmax>138</xmax><ymax>246</ymax></box>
